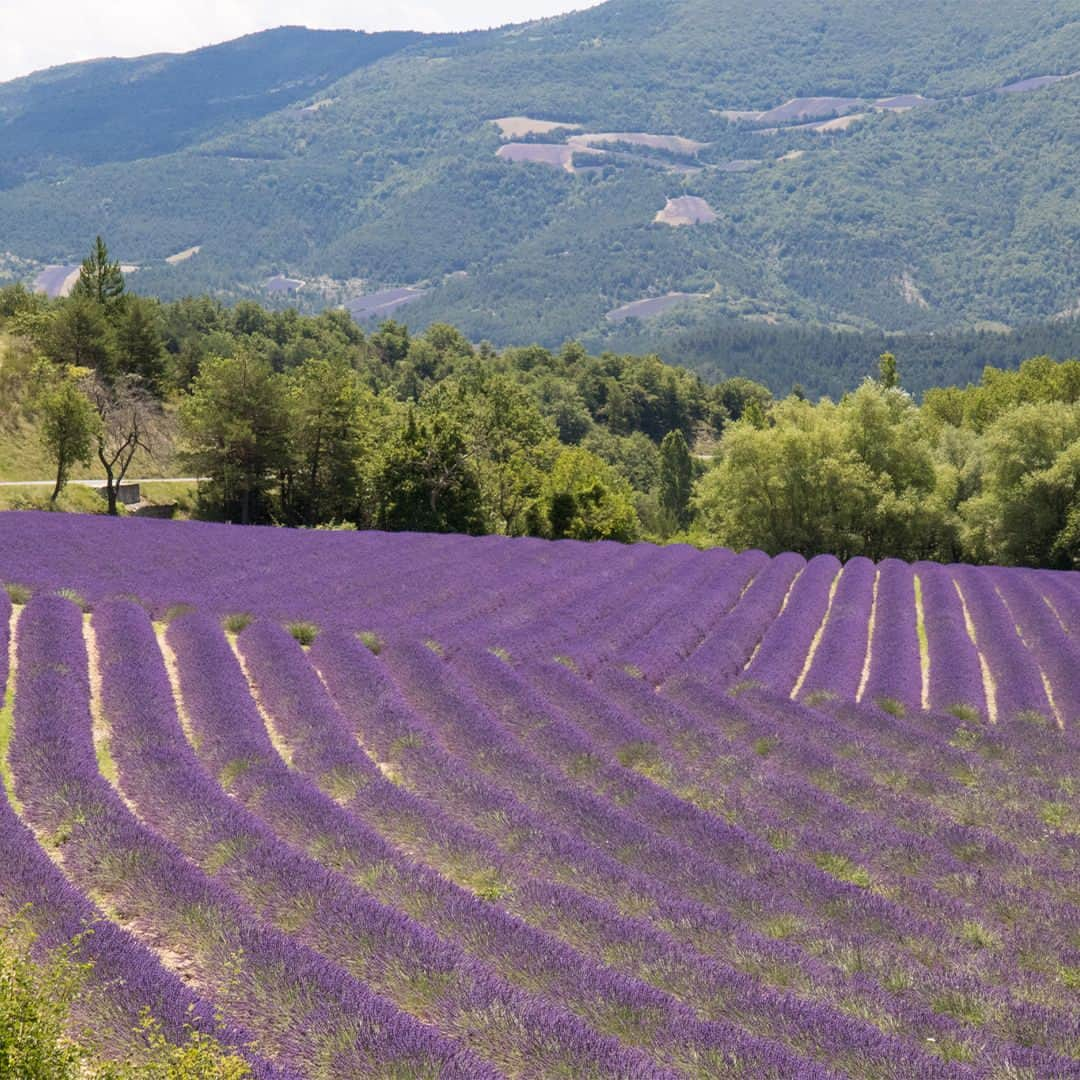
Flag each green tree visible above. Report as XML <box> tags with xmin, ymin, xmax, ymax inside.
<box><xmin>424</xmin><ymin>370</ymin><xmax>558</xmax><ymax>534</ymax></box>
<box><xmin>47</xmin><ymin>297</ymin><xmax>114</xmax><ymax>377</ymax></box>
<box><xmin>39</xmin><ymin>371</ymin><xmax>100</xmax><ymax>502</ymax></box>
<box><xmin>71</xmin><ymin>236</ymin><xmax>125</xmax><ymax>311</ymax></box>
<box><xmin>878</xmin><ymin>352</ymin><xmax>899</xmax><ymax>389</ymax></box>
<box><xmin>374</xmin><ymin>410</ymin><xmax>483</xmax><ymax>534</ymax></box>
<box><xmin>179</xmin><ymin>353</ymin><xmax>290</xmax><ymax>525</ymax></box>
<box><xmin>280</xmin><ymin>357</ymin><xmax>370</xmax><ymax>527</ymax></box>
<box><xmin>541</xmin><ymin>447</ymin><xmax>639</xmax><ymax>542</ymax></box>
<box><xmin>114</xmin><ymin>296</ymin><xmax>165</xmax><ymax>393</ymax></box>
<box><xmin>658</xmin><ymin>429</ymin><xmax>694</xmax><ymax>533</ymax></box>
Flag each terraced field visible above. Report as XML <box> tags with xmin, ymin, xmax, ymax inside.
<box><xmin>1</xmin><ymin>512</ymin><xmax>1078</xmax><ymax>1078</ymax></box>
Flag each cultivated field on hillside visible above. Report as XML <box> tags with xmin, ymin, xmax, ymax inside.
<box><xmin>1</xmin><ymin>513</ymin><xmax>1078</xmax><ymax>1077</ymax></box>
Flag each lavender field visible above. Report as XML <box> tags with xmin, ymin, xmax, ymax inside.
<box><xmin>0</xmin><ymin>511</ymin><xmax>1077</xmax><ymax>1078</ymax></box>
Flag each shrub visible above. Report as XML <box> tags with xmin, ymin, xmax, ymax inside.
<box><xmin>222</xmin><ymin>613</ymin><xmax>253</xmax><ymax>635</ymax></box>
<box><xmin>286</xmin><ymin>621</ymin><xmax>319</xmax><ymax>647</ymax></box>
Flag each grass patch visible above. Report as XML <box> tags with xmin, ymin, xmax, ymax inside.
<box><xmin>0</xmin><ymin>671</ymin><xmax>19</xmax><ymax>813</ymax></box>
<box><xmin>875</xmin><ymin>696</ymin><xmax>906</xmax><ymax>717</ymax></box>
<box><xmin>752</xmin><ymin>735</ymin><xmax>778</xmax><ymax>757</ymax></box>
<box><xmin>812</xmin><ymin>852</ymin><xmax>872</xmax><ymax>888</ymax></box>
<box><xmin>960</xmin><ymin>920</ymin><xmax>1000</xmax><ymax>950</ymax></box>
<box><xmin>802</xmin><ymin>689</ymin><xmax>838</xmax><ymax>708</ymax></box>
<box><xmin>424</xmin><ymin>638</ymin><xmax>444</xmax><ymax>656</ymax></box>
<box><xmin>286</xmin><ymin>621</ymin><xmax>319</xmax><ymax>647</ymax></box>
<box><xmin>946</xmin><ymin>702</ymin><xmax>981</xmax><ymax>724</ymax></box>
<box><xmin>223</xmin><ymin>612</ymin><xmax>253</xmax><ymax>634</ymax></box>
<box><xmin>55</xmin><ymin>587</ymin><xmax>89</xmax><ymax>612</ymax></box>
<box><xmin>3</xmin><ymin>583</ymin><xmax>30</xmax><ymax>605</ymax></box>
<box><xmin>553</xmin><ymin>654</ymin><xmax>577</xmax><ymax>671</ymax></box>
<box><xmin>359</xmin><ymin>631</ymin><xmax>383</xmax><ymax>655</ymax></box>
<box><xmin>160</xmin><ymin>603</ymin><xmax>195</xmax><ymax>624</ymax></box>
<box><xmin>1040</xmin><ymin>800</ymin><xmax>1078</xmax><ymax>834</ymax></box>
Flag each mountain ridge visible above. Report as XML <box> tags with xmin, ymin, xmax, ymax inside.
<box><xmin>1</xmin><ymin>0</ymin><xmax>1077</xmax><ymax>382</ymax></box>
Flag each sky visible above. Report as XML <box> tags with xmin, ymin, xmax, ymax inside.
<box><xmin>0</xmin><ymin>1</ymin><xmax>599</xmax><ymax>82</ymax></box>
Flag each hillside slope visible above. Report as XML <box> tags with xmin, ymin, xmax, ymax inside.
<box><xmin>0</xmin><ymin>0</ymin><xmax>1077</xmax><ymax>366</ymax></box>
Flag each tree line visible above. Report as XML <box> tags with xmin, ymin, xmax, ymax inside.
<box><xmin>4</xmin><ymin>239</ymin><xmax>1079</xmax><ymax>568</ymax></box>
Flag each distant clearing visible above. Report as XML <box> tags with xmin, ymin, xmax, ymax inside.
<box><xmin>492</xmin><ymin>116</ymin><xmax>582</xmax><ymax>138</ymax></box>
<box><xmin>874</xmin><ymin>94</ymin><xmax>934</xmax><ymax>111</ymax></box>
<box><xmin>33</xmin><ymin>264</ymin><xmax>80</xmax><ymax>298</ymax></box>
<box><xmin>655</xmin><ymin>196</ymin><xmax>717</xmax><ymax>227</ymax></box>
<box><xmin>166</xmin><ymin>246</ymin><xmax>201</xmax><ymax>265</ymax></box>
<box><xmin>805</xmin><ymin>112</ymin><xmax>868</xmax><ymax>133</ymax></box>
<box><xmin>997</xmin><ymin>71</ymin><xmax>1079</xmax><ymax>94</ymax></box>
<box><xmin>265</xmin><ymin>275</ymin><xmax>305</xmax><ymax>294</ymax></box>
<box><xmin>497</xmin><ymin>143</ymin><xmax>575</xmax><ymax>171</ymax></box>
<box><xmin>606</xmin><ymin>292</ymin><xmax>706</xmax><ymax>322</ymax></box>
<box><xmin>777</xmin><ymin>149</ymin><xmax>806</xmax><ymax>162</ymax></box>
<box><xmin>757</xmin><ymin>97</ymin><xmax>865</xmax><ymax>124</ymax></box>
<box><xmin>567</xmin><ymin>132</ymin><xmax>709</xmax><ymax>155</ymax></box>
<box><xmin>345</xmin><ymin>287</ymin><xmax>427</xmax><ymax>321</ymax></box>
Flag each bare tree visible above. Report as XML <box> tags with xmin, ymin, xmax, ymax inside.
<box><xmin>84</xmin><ymin>374</ymin><xmax>165</xmax><ymax>515</ymax></box>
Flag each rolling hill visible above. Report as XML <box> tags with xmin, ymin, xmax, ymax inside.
<box><xmin>0</xmin><ymin>0</ymin><xmax>1078</xmax><ymax>379</ymax></box>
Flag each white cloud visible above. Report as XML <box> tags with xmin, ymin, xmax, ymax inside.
<box><xmin>0</xmin><ymin>1</ymin><xmax>599</xmax><ymax>82</ymax></box>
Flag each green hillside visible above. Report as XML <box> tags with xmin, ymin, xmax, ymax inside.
<box><xmin>0</xmin><ymin>0</ymin><xmax>1077</xmax><ymax>381</ymax></box>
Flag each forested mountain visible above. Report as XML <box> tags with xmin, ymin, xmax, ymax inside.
<box><xmin>1</xmin><ymin>0</ymin><xmax>1077</xmax><ymax>390</ymax></box>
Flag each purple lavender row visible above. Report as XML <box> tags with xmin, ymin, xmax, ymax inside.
<box><xmin>679</xmin><ymin>552</ymin><xmax>806</xmax><ymax>683</ymax></box>
<box><xmin>176</xmin><ymin>615</ymin><xmax>825</xmax><ymax>1079</ymax></box>
<box><xmin>458</xmin><ymin>543</ymin><xmax>653</xmax><ymax>662</ymax></box>
<box><xmin>548</xmin><ymin>545</ymin><xmax>724</xmax><ymax>674</ymax></box>
<box><xmin>311</xmin><ymin>632</ymin><xmax>867</xmax><ymax>984</ymax></box>
<box><xmin>652</xmin><ymin>678</ymin><xmax>1080</xmax><ymax>1067</ymax></box>
<box><xmin>916</xmin><ymin>561</ymin><xmax>988</xmax><ymax>717</ymax></box>
<box><xmin>503</xmin><ymin>654</ymin><xmax>1049</xmax><ymax>959</ymax></box>
<box><xmin>861</xmin><ymin>558</ymin><xmax>922</xmax><ymax>708</ymax></box>
<box><xmin>0</xmin><ymin>779</ymin><xmax>291</xmax><ymax>1077</ymax></box>
<box><xmin>494</xmin><ymin>543</ymin><xmax>698</xmax><ymax>665</ymax></box>
<box><xmin>988</xmin><ymin>571</ymin><xmax>1080</xmax><ymax>726</ymax></box>
<box><xmin>233</xmin><ymin>618</ymin><xmax>852</xmax><ymax>1078</ymax></box>
<box><xmin>308</xmin><ymin>631</ymin><xmax>973</xmax><ymax>1075</ymax></box>
<box><xmin>10</xmin><ymin>595</ymin><xmax>493</xmax><ymax>1079</ymax></box>
<box><xmin>381</xmin><ymin>638</ymin><xmax>829</xmax><ymax>923</ymax></box>
<box><xmin>951</xmin><ymin>566</ymin><xmax>1051</xmax><ymax>723</ymax></box>
<box><xmin>800</xmin><ymin>557</ymin><xmax>876</xmax><ymax>701</ymax></box>
<box><xmin>0</xmin><ymin>593</ymin><xmax>293</xmax><ymax>1075</ymax></box>
<box><xmin>744</xmin><ymin>554</ymin><xmax>840</xmax><ymax>695</ymax></box>
<box><xmin>618</xmin><ymin>548</ymin><xmax>769</xmax><ymax>683</ymax></box>
<box><xmin>156</xmin><ymin>609</ymin><xmax>679</xmax><ymax>1079</ymax></box>
<box><xmin>389</xmin><ymin>639</ymin><xmax>970</xmax><ymax>980</ymax></box>
<box><xmin>321</xmin><ymin>629</ymin><xmax>1080</xmax><ymax>1070</ymax></box>
<box><xmin>589</xmin><ymin>667</ymin><xmax>1080</xmax><ymax>1064</ymax></box>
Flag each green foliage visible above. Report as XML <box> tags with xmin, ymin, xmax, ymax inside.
<box><xmin>179</xmin><ymin>353</ymin><xmax>291</xmax><ymax>525</ymax></box>
<box><xmin>38</xmin><ymin>370</ymin><xmax>100</xmax><ymax>501</ymax></box>
<box><xmin>658</xmin><ymin>429</ymin><xmax>694</xmax><ymax>534</ymax></box>
<box><xmin>71</xmin><ymin>237</ymin><xmax>125</xmax><ymax>312</ymax></box>
<box><xmin>286</xmin><ymin>621</ymin><xmax>320</xmax><ymax>647</ymax></box>
<box><xmin>541</xmin><ymin>447</ymin><xmax>639</xmax><ymax>542</ymax></box>
<box><xmin>222</xmin><ymin>613</ymin><xmax>254</xmax><ymax>635</ymax></box>
<box><xmin>0</xmin><ymin>915</ymin><xmax>89</xmax><ymax>1078</ymax></box>
<box><xmin>0</xmin><ymin>914</ymin><xmax>251</xmax><ymax>1078</ymax></box>
<box><xmin>374</xmin><ymin>410</ymin><xmax>484</xmax><ymax>535</ymax></box>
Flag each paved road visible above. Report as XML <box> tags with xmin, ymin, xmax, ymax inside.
<box><xmin>0</xmin><ymin>478</ymin><xmax>201</xmax><ymax>487</ymax></box>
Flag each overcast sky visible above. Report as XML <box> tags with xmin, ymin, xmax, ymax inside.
<box><xmin>0</xmin><ymin>1</ymin><xmax>600</xmax><ymax>82</ymax></box>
